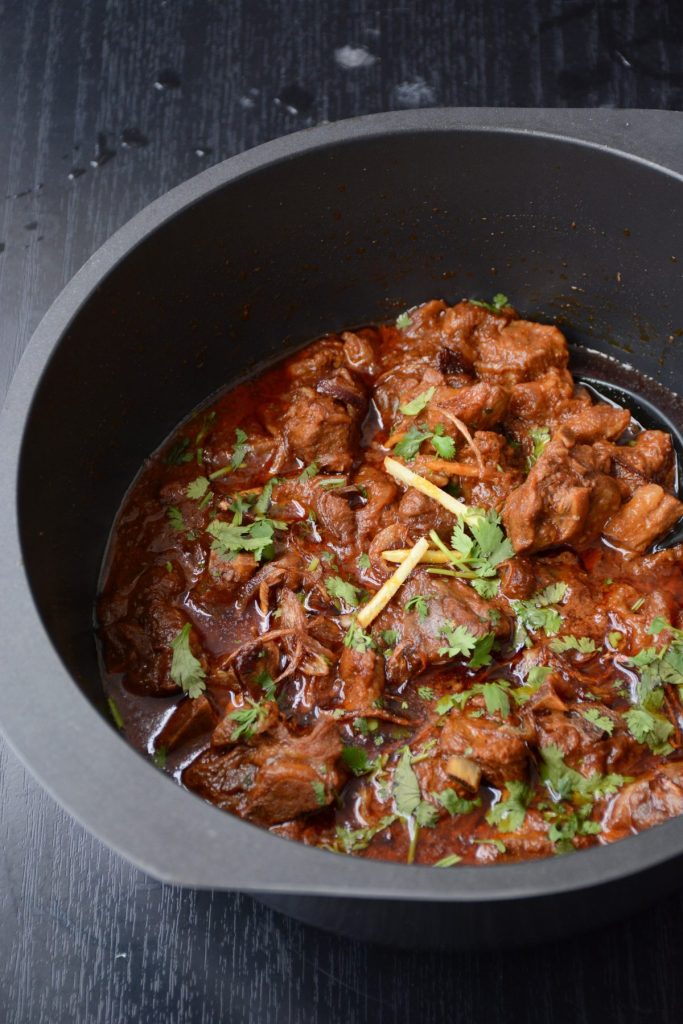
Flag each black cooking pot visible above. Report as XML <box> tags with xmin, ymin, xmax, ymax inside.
<box><xmin>2</xmin><ymin>109</ymin><xmax>682</xmax><ymax>950</ymax></box>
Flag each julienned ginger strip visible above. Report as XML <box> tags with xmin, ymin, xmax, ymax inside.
<box><xmin>356</xmin><ymin>537</ymin><xmax>429</xmax><ymax>628</ymax></box>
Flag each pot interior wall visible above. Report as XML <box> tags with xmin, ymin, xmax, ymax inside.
<box><xmin>17</xmin><ymin>129</ymin><xmax>683</xmax><ymax>708</ymax></box>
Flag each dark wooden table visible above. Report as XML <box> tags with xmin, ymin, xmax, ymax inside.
<box><xmin>1</xmin><ymin>2</ymin><xmax>682</xmax><ymax>1021</ymax></box>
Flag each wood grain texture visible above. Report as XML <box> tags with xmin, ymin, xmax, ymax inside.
<box><xmin>0</xmin><ymin>1</ymin><xmax>682</xmax><ymax>1021</ymax></box>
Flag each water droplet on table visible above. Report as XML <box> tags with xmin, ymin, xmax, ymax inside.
<box><xmin>90</xmin><ymin>132</ymin><xmax>116</xmax><ymax>167</ymax></box>
<box><xmin>68</xmin><ymin>167</ymin><xmax>87</xmax><ymax>180</ymax></box>
<box><xmin>393</xmin><ymin>76</ymin><xmax>436</xmax><ymax>108</ymax></box>
<box><xmin>154</xmin><ymin>68</ymin><xmax>181</xmax><ymax>90</ymax></box>
<box><xmin>274</xmin><ymin>83</ymin><xmax>313</xmax><ymax>115</ymax></box>
<box><xmin>334</xmin><ymin>45</ymin><xmax>378</xmax><ymax>69</ymax></box>
<box><xmin>121</xmin><ymin>127</ymin><xmax>150</xmax><ymax>148</ymax></box>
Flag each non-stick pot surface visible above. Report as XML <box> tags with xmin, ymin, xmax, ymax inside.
<box><xmin>1</xmin><ymin>109</ymin><xmax>682</xmax><ymax>948</ymax></box>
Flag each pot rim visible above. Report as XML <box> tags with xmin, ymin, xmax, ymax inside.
<box><xmin>1</xmin><ymin>107</ymin><xmax>683</xmax><ymax>901</ymax></box>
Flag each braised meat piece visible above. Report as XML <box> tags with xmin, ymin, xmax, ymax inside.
<box><xmin>184</xmin><ymin>719</ymin><xmax>344</xmax><ymax>825</ymax></box>
<box><xmin>609</xmin><ymin>430</ymin><xmax>676</xmax><ymax>495</ymax></box>
<box><xmin>378</xmin><ymin>569</ymin><xmax>508</xmax><ymax>684</ymax></box>
<box><xmin>601</xmin><ymin>764</ymin><xmax>683</xmax><ymax>842</ymax></box>
<box><xmin>156</xmin><ymin>694</ymin><xmax>217</xmax><ymax>753</ymax></box>
<box><xmin>439</xmin><ymin>712</ymin><xmax>529</xmax><ymax>788</ymax></box>
<box><xmin>559</xmin><ymin>404</ymin><xmax>631</xmax><ymax>444</ymax></box>
<box><xmin>603</xmin><ymin>483</ymin><xmax>683</xmax><ymax>553</ymax></box>
<box><xmin>503</xmin><ymin>431</ymin><xmax>622</xmax><ymax>554</ymax></box>
<box><xmin>338</xmin><ymin>647</ymin><xmax>384</xmax><ymax>709</ymax></box>
<box><xmin>282</xmin><ymin>386</ymin><xmax>359</xmax><ymax>471</ymax></box>
<box><xmin>426</xmin><ymin>381</ymin><xmax>509</xmax><ymax>432</ymax></box>
<box><xmin>315</xmin><ymin>489</ymin><xmax>356</xmax><ymax>542</ymax></box>
<box><xmin>507</xmin><ymin>368</ymin><xmax>577</xmax><ymax>425</ymax></box>
<box><xmin>474</xmin><ymin>319</ymin><xmax>568</xmax><ymax>385</ymax></box>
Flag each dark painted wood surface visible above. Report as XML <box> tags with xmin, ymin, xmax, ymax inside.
<box><xmin>1</xmin><ymin>2</ymin><xmax>682</xmax><ymax>1020</ymax></box>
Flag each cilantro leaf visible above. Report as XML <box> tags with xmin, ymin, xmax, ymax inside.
<box><xmin>165</xmin><ymin>436</ymin><xmax>193</xmax><ymax>465</ymax></box>
<box><xmin>396</xmin><ymin>312</ymin><xmax>412</xmax><ymax>329</ymax></box>
<box><xmin>299</xmin><ymin>461</ymin><xmax>319</xmax><ymax>482</ymax></box>
<box><xmin>311</xmin><ymin>780</ymin><xmax>327</xmax><ymax>806</ymax></box>
<box><xmin>342</xmin><ymin>745</ymin><xmax>377</xmax><ymax>776</ymax></box>
<box><xmin>107</xmin><ymin>696</ymin><xmax>124</xmax><ymax>730</ymax></box>
<box><xmin>206</xmin><ymin>517</ymin><xmax>283</xmax><ymax>561</ymax></box>
<box><xmin>434</xmin><ymin>853</ymin><xmax>463</xmax><ymax>867</ymax></box>
<box><xmin>511</xmin><ymin>583</ymin><xmax>567</xmax><ymax>646</ymax></box>
<box><xmin>380</xmin><ymin>628</ymin><xmax>397</xmax><ymax>648</ymax></box>
<box><xmin>326</xmin><ymin>575</ymin><xmax>362</xmax><ymax>609</ymax></box>
<box><xmin>431</xmin><ymin>431</ymin><xmax>456</xmax><ymax>460</ymax></box>
<box><xmin>405</xmin><ymin>594</ymin><xmax>430</xmax><ymax>620</ymax></box>
<box><xmin>254</xmin><ymin>477</ymin><xmax>280</xmax><ymax>515</ymax></box>
<box><xmin>334</xmin><ymin>815</ymin><xmax>398</xmax><ymax>854</ymax></box>
<box><xmin>437</xmin><ymin>790</ymin><xmax>481</xmax><ymax>816</ymax></box>
<box><xmin>358</xmin><ymin>552</ymin><xmax>371</xmax><ymax>570</ymax></box>
<box><xmin>485</xmin><ymin>780</ymin><xmax>530</xmax><ymax>832</ymax></box>
<box><xmin>417</xmin><ymin>685</ymin><xmax>435</xmax><ymax>700</ymax></box>
<box><xmin>648</xmin><ymin>616</ymin><xmax>672</xmax><ymax>636</ymax></box>
<box><xmin>477</xmin><ymin>679</ymin><xmax>511</xmax><ymax>717</ymax></box>
<box><xmin>415</xmin><ymin>801</ymin><xmax>440</xmax><ymax>828</ymax></box>
<box><xmin>228</xmin><ymin>697</ymin><xmax>269</xmax><ymax>741</ymax></box>
<box><xmin>393</xmin><ymin>747</ymin><xmax>421</xmax><ymax>817</ymax></box>
<box><xmin>550</xmin><ymin>635</ymin><xmax>600</xmax><ymax>655</ymax></box>
<box><xmin>581</xmin><ymin>708</ymin><xmax>614</xmax><ymax>735</ymax></box>
<box><xmin>469</xmin><ymin>293</ymin><xmax>509</xmax><ymax>313</ymax></box>
<box><xmin>438</xmin><ymin>622</ymin><xmax>478</xmax><ymax>659</ymax></box>
<box><xmin>467</xmin><ymin>510</ymin><xmax>515</xmax><ymax>569</ymax></box>
<box><xmin>540</xmin><ymin>745</ymin><xmax>628</xmax><ymax>804</ymax></box>
<box><xmin>170</xmin><ymin>623</ymin><xmax>206</xmax><ymax>699</ymax></box>
<box><xmin>471</xmin><ymin>577</ymin><xmax>500</xmax><ymax>599</ymax></box>
<box><xmin>344</xmin><ymin>620</ymin><xmax>376</xmax><ymax>652</ymax></box>
<box><xmin>469</xmin><ymin>632</ymin><xmax>496</xmax><ymax>669</ymax></box>
<box><xmin>527</xmin><ymin>426</ymin><xmax>551</xmax><ymax>467</ymax></box>
<box><xmin>167</xmin><ymin>506</ymin><xmax>185</xmax><ymax>531</ymax></box>
<box><xmin>187</xmin><ymin>476</ymin><xmax>210</xmax><ymax>500</ymax></box>
<box><xmin>623</xmin><ymin>707</ymin><xmax>674</xmax><ymax>754</ymax></box>
<box><xmin>393</xmin><ymin>425</ymin><xmax>433</xmax><ymax>460</ymax></box>
<box><xmin>152</xmin><ymin>746</ymin><xmax>167</xmax><ymax>768</ymax></box>
<box><xmin>400</xmin><ymin>387</ymin><xmax>436</xmax><ymax>416</ymax></box>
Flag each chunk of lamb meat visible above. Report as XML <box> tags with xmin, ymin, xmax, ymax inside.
<box><xmin>397</xmin><ymin>486</ymin><xmax>456</xmax><ymax>536</ymax></box>
<box><xmin>559</xmin><ymin>403</ymin><xmax>631</xmax><ymax>444</ymax></box>
<box><xmin>601</xmin><ymin>763</ymin><xmax>683</xmax><ymax>842</ymax></box>
<box><xmin>156</xmin><ymin>694</ymin><xmax>217</xmax><ymax>753</ymax></box>
<box><xmin>373</xmin><ymin>364</ymin><xmax>445</xmax><ymax>428</ymax></box>
<box><xmin>342</xmin><ymin>329</ymin><xmax>381</xmax><ymax>378</ymax></box>
<box><xmin>377</xmin><ymin>569</ymin><xmax>509</xmax><ymax>684</ymax></box>
<box><xmin>281</xmin><ymin>387</ymin><xmax>358</xmax><ymax>472</ymax></box>
<box><xmin>507</xmin><ymin>368</ymin><xmax>576</xmax><ymax>425</ymax></box>
<box><xmin>338</xmin><ymin>646</ymin><xmax>385</xmax><ymax>710</ymax></box>
<box><xmin>184</xmin><ymin>718</ymin><xmax>344</xmax><ymax>825</ymax></box>
<box><xmin>526</xmin><ymin>709</ymin><xmax>615</xmax><ymax>778</ymax></box>
<box><xmin>285</xmin><ymin>338</ymin><xmax>345</xmax><ymax>386</ymax></box>
<box><xmin>603</xmin><ymin>483</ymin><xmax>683</xmax><ymax>553</ymax></box>
<box><xmin>425</xmin><ymin>381</ymin><xmax>509</xmax><ymax>432</ymax></box>
<box><xmin>457</xmin><ymin>431</ymin><xmax>525</xmax><ymax>509</ymax></box>
<box><xmin>474</xmin><ymin>319</ymin><xmax>568</xmax><ymax>385</ymax></box>
<box><xmin>316</xmin><ymin>366</ymin><xmax>367</xmax><ymax>410</ymax></box>
<box><xmin>609</xmin><ymin>431</ymin><xmax>676</xmax><ymax>496</ymax></box>
<box><xmin>439</xmin><ymin>710</ymin><xmax>529</xmax><ymax>787</ymax></box>
<box><xmin>503</xmin><ymin>430</ymin><xmax>622</xmax><ymax>554</ymax></box>
<box><xmin>100</xmin><ymin>566</ymin><xmax>190</xmax><ymax>695</ymax></box>
<box><xmin>315</xmin><ymin>488</ymin><xmax>356</xmax><ymax>543</ymax></box>
<box><xmin>356</xmin><ymin>468</ymin><xmax>399</xmax><ymax>542</ymax></box>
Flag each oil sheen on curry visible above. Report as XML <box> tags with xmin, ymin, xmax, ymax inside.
<box><xmin>98</xmin><ymin>296</ymin><xmax>683</xmax><ymax>867</ymax></box>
